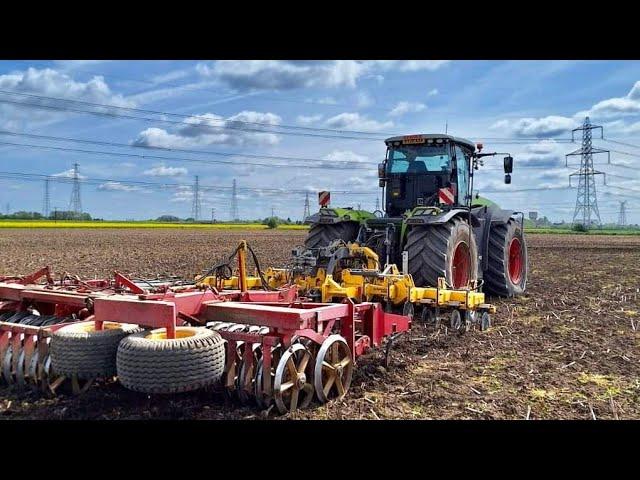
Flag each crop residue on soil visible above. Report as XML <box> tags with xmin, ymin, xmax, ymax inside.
<box><xmin>1</xmin><ymin>229</ymin><xmax>639</xmax><ymax>420</ymax></box>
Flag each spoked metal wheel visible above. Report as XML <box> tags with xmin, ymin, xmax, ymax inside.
<box><xmin>314</xmin><ymin>335</ymin><xmax>354</xmax><ymax>404</ymax></box>
<box><xmin>273</xmin><ymin>343</ymin><xmax>314</xmax><ymax>414</ymax></box>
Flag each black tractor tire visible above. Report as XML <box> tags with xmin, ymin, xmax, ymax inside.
<box><xmin>304</xmin><ymin>221</ymin><xmax>360</xmax><ymax>249</ymax></box>
<box><xmin>406</xmin><ymin>217</ymin><xmax>479</xmax><ymax>289</ymax></box>
<box><xmin>116</xmin><ymin>327</ymin><xmax>225</xmax><ymax>394</ymax></box>
<box><xmin>50</xmin><ymin>321</ymin><xmax>143</xmax><ymax>379</ymax></box>
<box><xmin>484</xmin><ymin>219</ymin><xmax>528</xmax><ymax>297</ymax></box>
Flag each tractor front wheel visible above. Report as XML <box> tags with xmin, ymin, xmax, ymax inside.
<box><xmin>483</xmin><ymin>219</ymin><xmax>528</xmax><ymax>297</ymax></box>
<box><xmin>406</xmin><ymin>217</ymin><xmax>478</xmax><ymax>289</ymax></box>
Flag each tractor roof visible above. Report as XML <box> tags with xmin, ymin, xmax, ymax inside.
<box><xmin>384</xmin><ymin>134</ymin><xmax>476</xmax><ymax>152</ymax></box>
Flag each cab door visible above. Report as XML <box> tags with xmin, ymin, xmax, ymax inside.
<box><xmin>454</xmin><ymin>145</ymin><xmax>470</xmax><ymax>205</ymax></box>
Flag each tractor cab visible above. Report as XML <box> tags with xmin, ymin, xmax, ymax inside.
<box><xmin>379</xmin><ymin>134</ymin><xmax>475</xmax><ymax>217</ymax></box>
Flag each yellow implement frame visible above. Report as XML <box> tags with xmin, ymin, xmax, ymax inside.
<box><xmin>196</xmin><ymin>240</ymin><xmax>495</xmax><ymax>314</ymax></box>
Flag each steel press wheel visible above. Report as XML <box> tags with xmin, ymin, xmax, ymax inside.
<box><xmin>314</xmin><ymin>335</ymin><xmax>353</xmax><ymax>404</ymax></box>
<box><xmin>273</xmin><ymin>343</ymin><xmax>314</xmax><ymax>414</ymax></box>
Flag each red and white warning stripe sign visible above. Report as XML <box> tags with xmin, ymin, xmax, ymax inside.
<box><xmin>318</xmin><ymin>191</ymin><xmax>331</xmax><ymax>207</ymax></box>
<box><xmin>438</xmin><ymin>187</ymin><xmax>455</xmax><ymax>205</ymax></box>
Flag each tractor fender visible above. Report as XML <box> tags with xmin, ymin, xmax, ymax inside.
<box><xmin>405</xmin><ymin>208</ymin><xmax>481</xmax><ymax>227</ymax></box>
<box><xmin>305</xmin><ymin>207</ymin><xmax>375</xmax><ymax>226</ymax></box>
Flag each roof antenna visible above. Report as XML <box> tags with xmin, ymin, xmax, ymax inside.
<box><xmin>445</xmin><ymin>119</ymin><xmax>448</xmax><ymax>135</ymax></box>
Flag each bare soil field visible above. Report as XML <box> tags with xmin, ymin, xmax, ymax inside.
<box><xmin>1</xmin><ymin>229</ymin><xmax>639</xmax><ymax>420</ymax></box>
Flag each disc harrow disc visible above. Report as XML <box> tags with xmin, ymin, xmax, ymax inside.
<box><xmin>237</xmin><ymin>346</ymin><xmax>261</xmax><ymax>405</ymax></box>
<box><xmin>255</xmin><ymin>345</ymin><xmax>281</xmax><ymax>410</ymax></box>
<box><xmin>15</xmin><ymin>347</ymin><xmax>27</xmax><ymax>388</ymax></box>
<box><xmin>2</xmin><ymin>345</ymin><xmax>13</xmax><ymax>384</ymax></box>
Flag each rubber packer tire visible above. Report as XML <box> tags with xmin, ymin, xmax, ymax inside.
<box><xmin>304</xmin><ymin>221</ymin><xmax>360</xmax><ymax>249</ymax></box>
<box><xmin>406</xmin><ymin>217</ymin><xmax>478</xmax><ymax>288</ymax></box>
<box><xmin>484</xmin><ymin>219</ymin><xmax>528</xmax><ymax>297</ymax></box>
<box><xmin>116</xmin><ymin>327</ymin><xmax>225</xmax><ymax>394</ymax></box>
<box><xmin>50</xmin><ymin>321</ymin><xmax>143</xmax><ymax>379</ymax></box>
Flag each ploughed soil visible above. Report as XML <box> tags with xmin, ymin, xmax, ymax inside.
<box><xmin>1</xmin><ymin>229</ymin><xmax>639</xmax><ymax>420</ymax></box>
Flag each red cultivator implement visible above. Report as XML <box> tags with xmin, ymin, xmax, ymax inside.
<box><xmin>0</xmin><ymin>249</ymin><xmax>411</xmax><ymax>413</ymax></box>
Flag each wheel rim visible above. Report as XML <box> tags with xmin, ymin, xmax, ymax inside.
<box><xmin>274</xmin><ymin>343</ymin><xmax>314</xmax><ymax>414</ymax></box>
<box><xmin>314</xmin><ymin>335</ymin><xmax>353</xmax><ymax>404</ymax></box>
<box><xmin>452</xmin><ymin>242</ymin><xmax>471</xmax><ymax>288</ymax></box>
<box><xmin>508</xmin><ymin>238</ymin><xmax>523</xmax><ymax>284</ymax></box>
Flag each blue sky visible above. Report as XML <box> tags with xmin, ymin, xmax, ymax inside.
<box><xmin>1</xmin><ymin>60</ymin><xmax>640</xmax><ymax>223</ymax></box>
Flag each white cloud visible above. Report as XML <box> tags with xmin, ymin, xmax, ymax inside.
<box><xmin>388</xmin><ymin>101</ymin><xmax>426</xmax><ymax>117</ymax></box>
<box><xmin>355</xmin><ymin>91</ymin><xmax>374</xmax><ymax>108</ymax></box>
<box><xmin>143</xmin><ymin>165</ymin><xmax>188</xmax><ymax>177</ymax></box>
<box><xmin>97</xmin><ymin>181</ymin><xmax>145</xmax><ymax>192</ymax></box>
<box><xmin>524</xmin><ymin>139</ymin><xmax>559</xmax><ymax>155</ymax></box>
<box><xmin>491</xmin><ymin>116</ymin><xmax>577</xmax><ymax>137</ymax></box>
<box><xmin>577</xmin><ymin>81</ymin><xmax>640</xmax><ymax>119</ymax></box>
<box><xmin>324</xmin><ymin>112</ymin><xmax>393</xmax><ymax>132</ymax></box>
<box><xmin>0</xmin><ymin>67</ymin><xmax>133</xmax><ymax>129</ymax></box>
<box><xmin>495</xmin><ymin>80</ymin><xmax>640</xmax><ymax>141</ymax></box>
<box><xmin>312</xmin><ymin>97</ymin><xmax>338</xmax><ymax>105</ymax></box>
<box><xmin>428</xmin><ymin>88</ymin><xmax>439</xmax><ymax>96</ymax></box>
<box><xmin>169</xmin><ymin>185</ymin><xmax>193</xmax><ymax>203</ymax></box>
<box><xmin>196</xmin><ymin>60</ymin><xmax>449</xmax><ymax>91</ymax></box>
<box><xmin>601</xmin><ymin>119</ymin><xmax>640</xmax><ymax>135</ymax></box>
<box><xmin>370</xmin><ymin>60</ymin><xmax>451</xmax><ymax>72</ymax></box>
<box><xmin>197</xmin><ymin>60</ymin><xmax>366</xmax><ymax>90</ymax></box>
<box><xmin>133</xmin><ymin>110</ymin><xmax>283</xmax><ymax>148</ymax></box>
<box><xmin>296</xmin><ymin>114</ymin><xmax>323</xmax><ymax>125</ymax></box>
<box><xmin>322</xmin><ymin>150</ymin><xmax>370</xmax><ymax>165</ymax></box>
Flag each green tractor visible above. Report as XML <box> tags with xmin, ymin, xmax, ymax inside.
<box><xmin>304</xmin><ymin>134</ymin><xmax>528</xmax><ymax>297</ymax></box>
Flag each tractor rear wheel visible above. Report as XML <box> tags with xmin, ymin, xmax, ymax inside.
<box><xmin>406</xmin><ymin>217</ymin><xmax>478</xmax><ymax>289</ymax></box>
<box><xmin>484</xmin><ymin>219</ymin><xmax>528</xmax><ymax>297</ymax></box>
<box><xmin>304</xmin><ymin>221</ymin><xmax>360</xmax><ymax>249</ymax></box>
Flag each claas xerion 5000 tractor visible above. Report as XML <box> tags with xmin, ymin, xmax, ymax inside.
<box><xmin>305</xmin><ymin>133</ymin><xmax>528</xmax><ymax>297</ymax></box>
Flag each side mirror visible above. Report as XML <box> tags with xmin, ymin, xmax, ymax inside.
<box><xmin>379</xmin><ymin>179</ymin><xmax>386</xmax><ymax>188</ymax></box>
<box><xmin>378</xmin><ymin>162</ymin><xmax>386</xmax><ymax>179</ymax></box>
<box><xmin>504</xmin><ymin>156</ymin><xmax>513</xmax><ymax>174</ymax></box>
<box><xmin>504</xmin><ymin>173</ymin><xmax>511</xmax><ymax>184</ymax></box>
